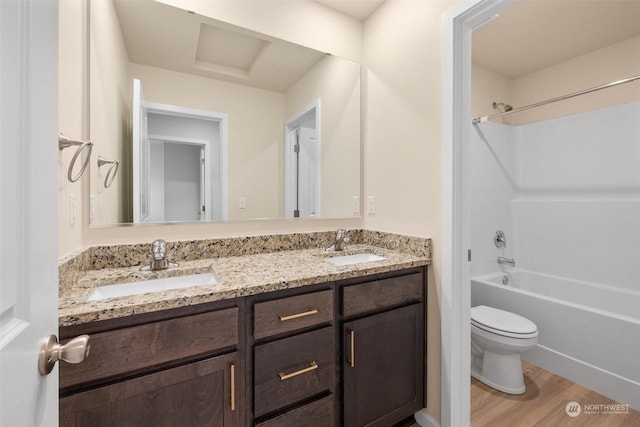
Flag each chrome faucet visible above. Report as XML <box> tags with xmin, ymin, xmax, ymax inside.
<box><xmin>497</xmin><ymin>256</ymin><xmax>516</xmax><ymax>267</ymax></box>
<box><xmin>326</xmin><ymin>229</ymin><xmax>349</xmax><ymax>252</ymax></box>
<box><xmin>150</xmin><ymin>239</ymin><xmax>169</xmax><ymax>270</ymax></box>
<box><xmin>142</xmin><ymin>239</ymin><xmax>179</xmax><ymax>271</ymax></box>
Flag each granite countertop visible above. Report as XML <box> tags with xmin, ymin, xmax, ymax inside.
<box><xmin>59</xmin><ymin>244</ymin><xmax>430</xmax><ymax>327</ymax></box>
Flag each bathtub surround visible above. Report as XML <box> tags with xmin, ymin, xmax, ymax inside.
<box><xmin>470</xmin><ymin>101</ymin><xmax>640</xmax><ymax>409</ymax></box>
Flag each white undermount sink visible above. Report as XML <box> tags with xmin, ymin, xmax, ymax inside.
<box><xmin>87</xmin><ymin>273</ymin><xmax>217</xmax><ymax>302</ymax></box>
<box><xmin>324</xmin><ymin>253</ymin><xmax>386</xmax><ymax>266</ymax></box>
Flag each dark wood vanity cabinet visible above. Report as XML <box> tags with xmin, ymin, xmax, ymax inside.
<box><xmin>250</xmin><ymin>287</ymin><xmax>336</xmax><ymax>426</ymax></box>
<box><xmin>59</xmin><ymin>266</ymin><xmax>426</xmax><ymax>427</ymax></box>
<box><xmin>340</xmin><ymin>269</ymin><xmax>426</xmax><ymax>427</ymax></box>
<box><xmin>59</xmin><ymin>301</ymin><xmax>244</xmax><ymax>427</ymax></box>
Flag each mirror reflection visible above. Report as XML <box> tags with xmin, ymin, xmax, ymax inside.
<box><xmin>89</xmin><ymin>0</ymin><xmax>361</xmax><ymax>225</ymax></box>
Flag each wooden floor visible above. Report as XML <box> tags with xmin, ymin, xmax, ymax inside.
<box><xmin>471</xmin><ymin>360</ymin><xmax>640</xmax><ymax>427</ymax></box>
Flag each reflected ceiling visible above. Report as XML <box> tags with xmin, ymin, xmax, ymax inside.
<box><xmin>313</xmin><ymin>0</ymin><xmax>385</xmax><ymax>21</ymax></box>
<box><xmin>113</xmin><ymin>0</ymin><xmax>326</xmax><ymax>92</ymax></box>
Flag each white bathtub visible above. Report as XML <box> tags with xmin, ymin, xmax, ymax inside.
<box><xmin>471</xmin><ymin>270</ymin><xmax>640</xmax><ymax>410</ymax></box>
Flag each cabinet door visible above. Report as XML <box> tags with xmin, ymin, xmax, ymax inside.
<box><xmin>343</xmin><ymin>304</ymin><xmax>424</xmax><ymax>427</ymax></box>
<box><xmin>60</xmin><ymin>352</ymin><xmax>241</xmax><ymax>427</ymax></box>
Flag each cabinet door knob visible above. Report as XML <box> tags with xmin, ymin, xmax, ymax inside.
<box><xmin>38</xmin><ymin>334</ymin><xmax>90</xmax><ymax>376</ymax></box>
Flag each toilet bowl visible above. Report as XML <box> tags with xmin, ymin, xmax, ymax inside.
<box><xmin>470</xmin><ymin>305</ymin><xmax>538</xmax><ymax>394</ymax></box>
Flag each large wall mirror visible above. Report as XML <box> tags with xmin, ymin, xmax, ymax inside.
<box><xmin>89</xmin><ymin>0</ymin><xmax>361</xmax><ymax>226</ymax></box>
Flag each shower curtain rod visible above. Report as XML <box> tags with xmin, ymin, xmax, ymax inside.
<box><xmin>472</xmin><ymin>74</ymin><xmax>640</xmax><ymax>125</ymax></box>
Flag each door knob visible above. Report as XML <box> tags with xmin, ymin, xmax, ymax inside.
<box><xmin>38</xmin><ymin>334</ymin><xmax>90</xmax><ymax>376</ymax></box>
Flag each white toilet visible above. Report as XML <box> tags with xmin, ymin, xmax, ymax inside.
<box><xmin>470</xmin><ymin>305</ymin><xmax>538</xmax><ymax>394</ymax></box>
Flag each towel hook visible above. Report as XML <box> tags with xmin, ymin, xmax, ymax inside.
<box><xmin>59</xmin><ymin>133</ymin><xmax>93</xmax><ymax>182</ymax></box>
<box><xmin>97</xmin><ymin>155</ymin><xmax>119</xmax><ymax>188</ymax></box>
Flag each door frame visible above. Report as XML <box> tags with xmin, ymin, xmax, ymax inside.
<box><xmin>441</xmin><ymin>0</ymin><xmax>515</xmax><ymax>425</ymax></box>
<box><xmin>284</xmin><ymin>99</ymin><xmax>321</xmax><ymax>218</ymax></box>
<box><xmin>132</xmin><ymin>89</ymin><xmax>229</xmax><ymax>222</ymax></box>
<box><xmin>148</xmin><ymin>135</ymin><xmax>213</xmax><ymax>221</ymax></box>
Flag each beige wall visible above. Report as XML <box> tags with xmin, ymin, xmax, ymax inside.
<box><xmin>90</xmin><ymin>0</ymin><xmax>131</xmax><ymax>225</ymax></box>
<box><xmin>130</xmin><ymin>63</ymin><xmax>286</xmax><ymax>220</ymax></box>
<box><xmin>58</xmin><ymin>0</ymin><xmax>86</xmax><ymax>256</ymax></box>
<box><xmin>471</xmin><ymin>65</ymin><xmax>512</xmax><ymax>124</ymax></box>
<box><xmin>363</xmin><ymin>0</ymin><xmax>460</xmax><ymax>421</ymax></box>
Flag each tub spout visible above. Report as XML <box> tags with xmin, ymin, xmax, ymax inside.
<box><xmin>497</xmin><ymin>256</ymin><xmax>516</xmax><ymax>267</ymax></box>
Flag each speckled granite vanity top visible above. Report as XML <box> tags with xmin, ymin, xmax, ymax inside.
<box><xmin>58</xmin><ymin>230</ymin><xmax>431</xmax><ymax>327</ymax></box>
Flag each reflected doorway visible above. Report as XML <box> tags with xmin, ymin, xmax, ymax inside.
<box><xmin>284</xmin><ymin>99</ymin><xmax>321</xmax><ymax>218</ymax></box>
<box><xmin>132</xmin><ymin>79</ymin><xmax>228</xmax><ymax>222</ymax></box>
<box><xmin>148</xmin><ymin>137</ymin><xmax>208</xmax><ymax>222</ymax></box>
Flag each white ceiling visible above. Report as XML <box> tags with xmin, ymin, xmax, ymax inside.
<box><xmin>472</xmin><ymin>0</ymin><xmax>640</xmax><ymax>79</ymax></box>
<box><xmin>313</xmin><ymin>0</ymin><xmax>386</xmax><ymax>21</ymax></box>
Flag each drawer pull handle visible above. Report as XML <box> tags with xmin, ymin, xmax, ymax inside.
<box><xmin>279</xmin><ymin>309</ymin><xmax>318</xmax><ymax>322</ymax></box>
<box><xmin>348</xmin><ymin>329</ymin><xmax>355</xmax><ymax>368</ymax></box>
<box><xmin>279</xmin><ymin>361</ymin><xmax>318</xmax><ymax>380</ymax></box>
<box><xmin>230</xmin><ymin>363</ymin><xmax>236</xmax><ymax>411</ymax></box>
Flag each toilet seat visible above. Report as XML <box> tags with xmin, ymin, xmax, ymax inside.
<box><xmin>471</xmin><ymin>305</ymin><xmax>538</xmax><ymax>339</ymax></box>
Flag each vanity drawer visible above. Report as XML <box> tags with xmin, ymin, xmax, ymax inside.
<box><xmin>342</xmin><ymin>271</ymin><xmax>423</xmax><ymax>317</ymax></box>
<box><xmin>60</xmin><ymin>307</ymin><xmax>238</xmax><ymax>390</ymax></box>
<box><xmin>254</xmin><ymin>326</ymin><xmax>335</xmax><ymax>418</ymax></box>
<box><xmin>253</xmin><ymin>289</ymin><xmax>333</xmax><ymax>340</ymax></box>
<box><xmin>255</xmin><ymin>395</ymin><xmax>334</xmax><ymax>427</ymax></box>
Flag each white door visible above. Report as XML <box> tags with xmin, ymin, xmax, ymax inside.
<box><xmin>0</xmin><ymin>0</ymin><xmax>59</xmax><ymax>425</ymax></box>
<box><xmin>163</xmin><ymin>142</ymin><xmax>204</xmax><ymax>222</ymax></box>
<box><xmin>297</xmin><ymin>127</ymin><xmax>320</xmax><ymax>217</ymax></box>
<box><xmin>147</xmin><ymin>137</ymin><xmax>212</xmax><ymax>222</ymax></box>
<box><xmin>139</xmin><ymin>104</ymin><xmax>227</xmax><ymax>222</ymax></box>
<box><xmin>132</xmin><ymin>78</ymin><xmax>149</xmax><ymax>222</ymax></box>
<box><xmin>199</xmin><ymin>145</ymin><xmax>207</xmax><ymax>221</ymax></box>
<box><xmin>284</xmin><ymin>101</ymin><xmax>321</xmax><ymax>218</ymax></box>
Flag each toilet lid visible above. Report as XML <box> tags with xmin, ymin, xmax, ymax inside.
<box><xmin>471</xmin><ymin>305</ymin><xmax>538</xmax><ymax>337</ymax></box>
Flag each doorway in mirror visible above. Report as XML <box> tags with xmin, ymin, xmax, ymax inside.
<box><xmin>284</xmin><ymin>100</ymin><xmax>321</xmax><ymax>218</ymax></box>
<box><xmin>132</xmin><ymin>79</ymin><xmax>228</xmax><ymax>223</ymax></box>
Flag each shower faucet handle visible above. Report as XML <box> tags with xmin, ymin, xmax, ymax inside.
<box><xmin>494</xmin><ymin>230</ymin><xmax>506</xmax><ymax>248</ymax></box>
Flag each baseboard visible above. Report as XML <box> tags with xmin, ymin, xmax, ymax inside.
<box><xmin>414</xmin><ymin>408</ymin><xmax>440</xmax><ymax>427</ymax></box>
<box><xmin>525</xmin><ymin>345</ymin><xmax>640</xmax><ymax>411</ymax></box>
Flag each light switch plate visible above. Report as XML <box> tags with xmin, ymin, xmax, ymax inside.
<box><xmin>352</xmin><ymin>196</ymin><xmax>360</xmax><ymax>214</ymax></box>
<box><xmin>69</xmin><ymin>193</ymin><xmax>77</xmax><ymax>225</ymax></box>
<box><xmin>367</xmin><ymin>196</ymin><xmax>376</xmax><ymax>215</ymax></box>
